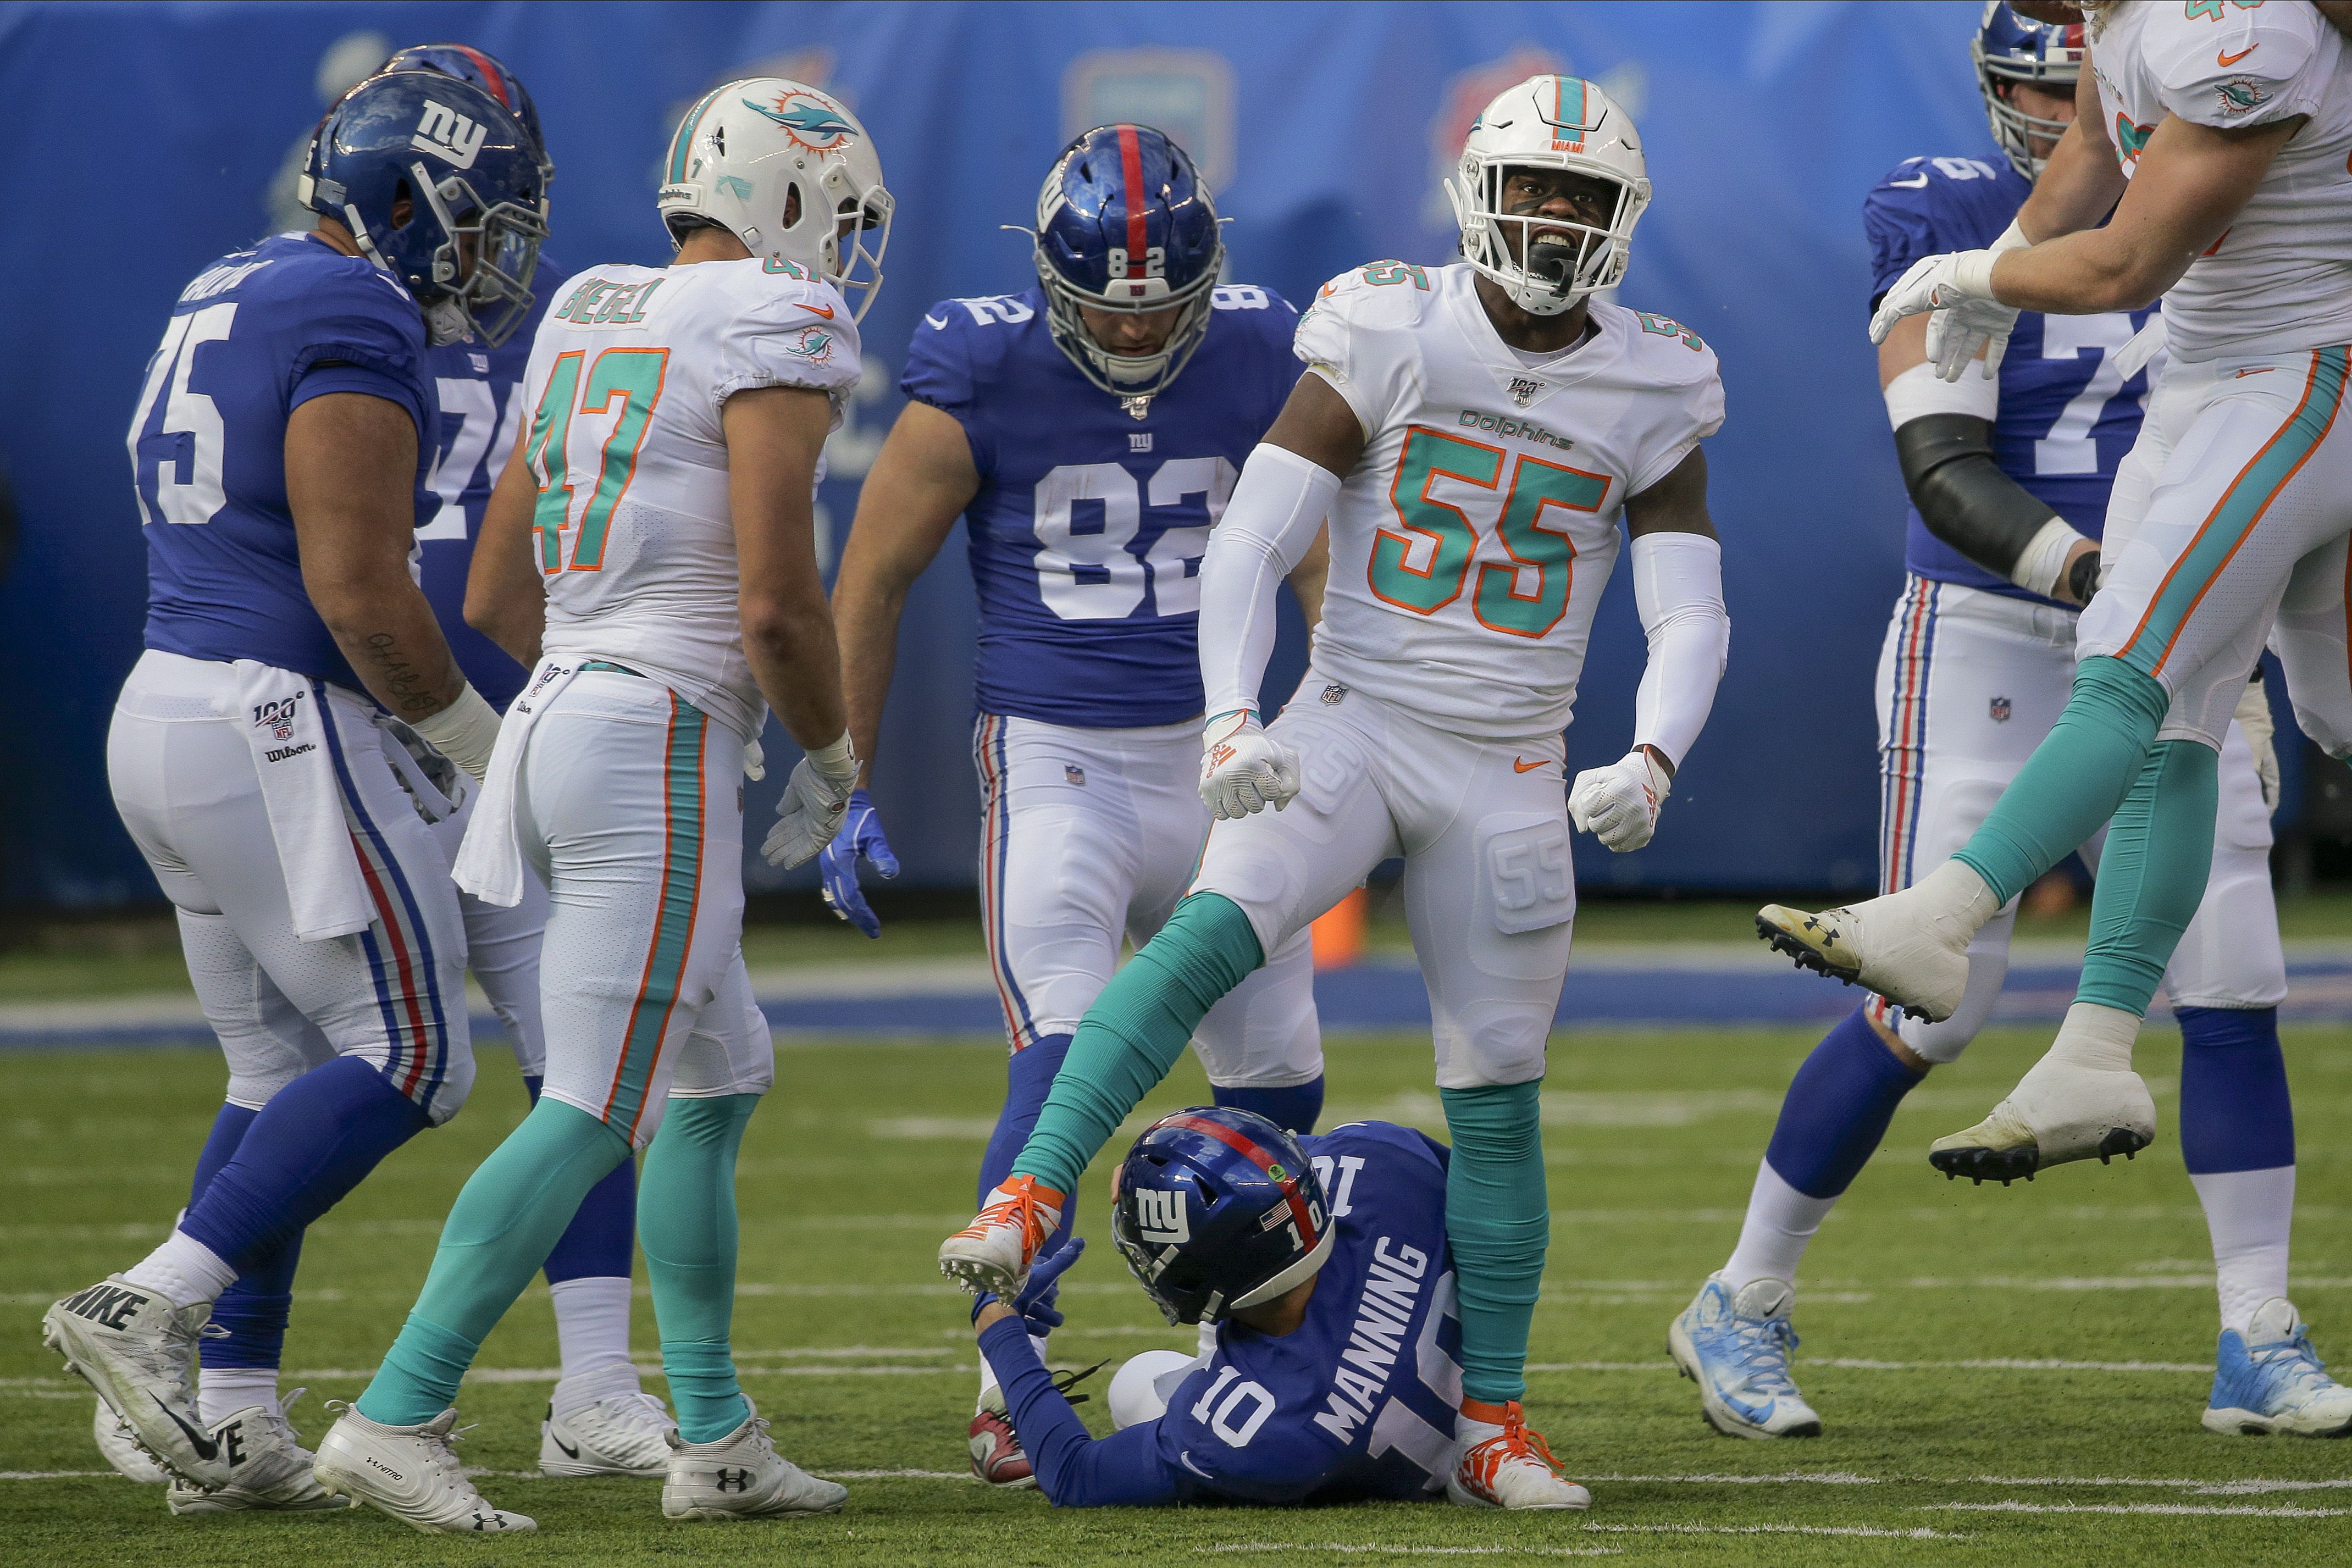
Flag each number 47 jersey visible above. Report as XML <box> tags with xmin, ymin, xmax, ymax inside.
<box><xmin>1299</xmin><ymin>262</ymin><xmax>1723</xmax><ymax>741</ymax></box>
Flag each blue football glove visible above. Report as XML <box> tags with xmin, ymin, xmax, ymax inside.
<box><xmin>817</xmin><ymin>788</ymin><xmax>899</xmax><ymax>938</ymax></box>
<box><xmin>973</xmin><ymin>1235</ymin><xmax>1086</xmax><ymax>1338</ymax></box>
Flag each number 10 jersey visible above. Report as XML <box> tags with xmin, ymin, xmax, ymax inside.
<box><xmin>1298</xmin><ymin>262</ymin><xmax>1724</xmax><ymax>741</ymax></box>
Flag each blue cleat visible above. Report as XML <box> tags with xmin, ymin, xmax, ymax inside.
<box><xmin>1669</xmin><ymin>1276</ymin><xmax>1822</xmax><ymax>1439</ymax></box>
<box><xmin>2203</xmin><ymin>1298</ymin><xmax>2352</xmax><ymax>1437</ymax></box>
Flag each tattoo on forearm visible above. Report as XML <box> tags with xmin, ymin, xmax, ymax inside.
<box><xmin>361</xmin><ymin>631</ymin><xmax>440</xmax><ymax>717</ymax></box>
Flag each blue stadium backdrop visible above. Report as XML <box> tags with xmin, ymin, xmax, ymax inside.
<box><xmin>1</xmin><ymin>0</ymin><xmax>2234</xmax><ymax>907</ymax></box>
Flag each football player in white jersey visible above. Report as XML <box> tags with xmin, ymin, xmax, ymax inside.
<box><xmin>939</xmin><ymin>75</ymin><xmax>1731</xmax><ymax>1510</ymax></box>
<box><xmin>1763</xmin><ymin>0</ymin><xmax>2352</xmax><ymax>1199</ymax></box>
<box><xmin>312</xmin><ymin>79</ymin><xmax>884</xmax><ymax>1533</ymax></box>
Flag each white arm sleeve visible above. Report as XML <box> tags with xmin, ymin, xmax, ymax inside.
<box><xmin>1198</xmin><ymin>443</ymin><xmax>1341</xmax><ymax>719</ymax></box>
<box><xmin>1629</xmin><ymin>531</ymin><xmax>1730</xmax><ymax>770</ymax></box>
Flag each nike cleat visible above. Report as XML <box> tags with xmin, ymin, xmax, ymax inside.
<box><xmin>939</xmin><ymin>1176</ymin><xmax>1065</xmax><ymax>1300</ymax></box>
<box><xmin>1756</xmin><ymin>862</ymin><xmax>1991</xmax><ymax>1023</ymax></box>
<box><xmin>312</xmin><ymin>1404</ymin><xmax>534</xmax><ymax>1534</ymax></box>
<box><xmin>1929</xmin><ymin>1053</ymin><xmax>2155</xmax><ymax>1184</ymax></box>
<box><xmin>968</xmin><ymin>1401</ymin><xmax>1036</xmax><ymax>1488</ymax></box>
<box><xmin>541</xmin><ymin>1366</ymin><xmax>677</xmax><ymax>1478</ymax></box>
<box><xmin>1668</xmin><ymin>1276</ymin><xmax>1823</xmax><ymax>1439</ymax></box>
<box><xmin>661</xmin><ymin>1397</ymin><xmax>846</xmax><ymax>1521</ymax></box>
<box><xmin>42</xmin><ymin>1276</ymin><xmax>226</xmax><ymax>1488</ymax></box>
<box><xmin>1448</xmin><ymin>1399</ymin><xmax>1590</xmax><ymax>1510</ymax></box>
<box><xmin>2204</xmin><ymin>1299</ymin><xmax>2352</xmax><ymax>1437</ymax></box>
<box><xmin>92</xmin><ymin>1398</ymin><xmax>168</xmax><ymax>1484</ymax></box>
<box><xmin>167</xmin><ymin>1390</ymin><xmax>350</xmax><ymax>1514</ymax></box>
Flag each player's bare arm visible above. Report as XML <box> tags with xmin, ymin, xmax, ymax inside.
<box><xmin>2014</xmin><ymin>62</ymin><xmax>2126</xmax><ymax>242</ymax></box>
<box><xmin>1262</xmin><ymin>369</ymin><xmax>1366</xmax><ymax>480</ymax></box>
<box><xmin>829</xmin><ymin>398</ymin><xmax>979</xmax><ymax>781</ymax></box>
<box><xmin>727</xmin><ymin>384</ymin><xmax>850</xmax><ymax>752</ymax></box>
<box><xmin>463</xmin><ymin>420</ymin><xmax>547</xmax><ymax>668</ymax></box>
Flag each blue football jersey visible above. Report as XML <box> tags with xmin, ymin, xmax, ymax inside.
<box><xmin>417</xmin><ymin>252</ymin><xmax>560</xmax><ymax>711</ymax></box>
<box><xmin>902</xmin><ymin>282</ymin><xmax>1301</xmax><ymax>728</ymax></box>
<box><xmin>131</xmin><ymin>233</ymin><xmax>436</xmax><ymax>689</ymax></box>
<box><xmin>1864</xmin><ymin>155</ymin><xmax>2156</xmax><ymax>601</ymax></box>
<box><xmin>1150</xmin><ymin>1121</ymin><xmax>1463</xmax><ymax>1505</ymax></box>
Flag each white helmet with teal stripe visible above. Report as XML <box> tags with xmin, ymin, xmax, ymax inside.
<box><xmin>656</xmin><ymin>77</ymin><xmax>893</xmax><ymax>319</ymax></box>
<box><xmin>1448</xmin><ymin>74</ymin><xmax>1652</xmax><ymax>317</ymax></box>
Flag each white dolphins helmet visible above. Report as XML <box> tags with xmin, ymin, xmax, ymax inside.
<box><xmin>1447</xmin><ymin>75</ymin><xmax>1652</xmax><ymax>316</ymax></box>
<box><xmin>657</xmin><ymin>78</ymin><xmax>893</xmax><ymax>320</ymax></box>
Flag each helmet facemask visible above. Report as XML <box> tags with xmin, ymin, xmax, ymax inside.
<box><xmin>1975</xmin><ymin>58</ymin><xmax>2078</xmax><ymax>178</ymax></box>
<box><xmin>1449</xmin><ymin>157</ymin><xmax>1648</xmax><ymax>317</ymax></box>
<box><xmin>814</xmin><ymin>165</ymin><xmax>893</xmax><ymax>323</ymax></box>
<box><xmin>1037</xmin><ymin>254</ymin><xmax>1219</xmax><ymax>402</ymax></box>
<box><xmin>397</xmin><ymin>164</ymin><xmax>547</xmax><ymax>346</ymax></box>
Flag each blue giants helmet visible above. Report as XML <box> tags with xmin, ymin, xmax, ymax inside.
<box><xmin>1972</xmin><ymin>1</ymin><xmax>2086</xmax><ymax>178</ymax></box>
<box><xmin>1111</xmin><ymin>1107</ymin><xmax>1333</xmax><ymax>1326</ymax></box>
<box><xmin>1033</xmin><ymin>125</ymin><xmax>1222</xmax><ymax>406</ymax></box>
<box><xmin>299</xmin><ymin>70</ymin><xmax>549</xmax><ymax>346</ymax></box>
<box><xmin>381</xmin><ymin>42</ymin><xmax>550</xmax><ymax>175</ymax></box>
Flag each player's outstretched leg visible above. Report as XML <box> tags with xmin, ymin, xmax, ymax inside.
<box><xmin>967</xmin><ymin>1032</ymin><xmax>1076</xmax><ymax>1486</ymax></box>
<box><xmin>1210</xmin><ymin>1078</ymin><xmax>1325</xmax><ymax>1134</ymax></box>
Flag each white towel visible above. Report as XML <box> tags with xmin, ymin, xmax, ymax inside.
<box><xmin>235</xmin><ymin>662</ymin><xmax>373</xmax><ymax>942</ymax></box>
<box><xmin>453</xmin><ymin>656</ymin><xmax>578</xmax><ymax>908</ymax></box>
<box><xmin>2111</xmin><ymin>314</ymin><xmax>2168</xmax><ymax>384</ymax></box>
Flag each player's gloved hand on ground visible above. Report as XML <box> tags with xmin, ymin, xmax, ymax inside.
<box><xmin>971</xmin><ymin>1235</ymin><xmax>1086</xmax><ymax>1339</ymax></box>
<box><xmin>1569</xmin><ymin>748</ymin><xmax>1671</xmax><ymax>853</ymax></box>
<box><xmin>819</xmin><ymin>788</ymin><xmax>900</xmax><ymax>938</ymax></box>
<box><xmin>763</xmin><ymin>734</ymin><xmax>860</xmax><ymax>869</ymax></box>
<box><xmin>1869</xmin><ymin>250</ymin><xmax>2015</xmax><ymax>380</ymax></box>
<box><xmin>2237</xmin><ymin>675</ymin><xmax>2281</xmax><ymax>814</ymax></box>
<box><xmin>1200</xmin><ymin>709</ymin><xmax>1301</xmax><ymax>820</ymax></box>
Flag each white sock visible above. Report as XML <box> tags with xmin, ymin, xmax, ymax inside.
<box><xmin>550</xmin><ymin>1358</ymin><xmax>642</xmax><ymax>1417</ymax></box>
<box><xmin>121</xmin><ymin>1228</ymin><xmax>238</xmax><ymax>1309</ymax></box>
<box><xmin>199</xmin><ymin>1366</ymin><xmax>279</xmax><ymax>1427</ymax></box>
<box><xmin>2190</xmin><ymin>1165</ymin><xmax>2294</xmax><ymax>1336</ymax></box>
<box><xmin>1721</xmin><ymin>1160</ymin><xmax>1835</xmax><ymax>1290</ymax></box>
<box><xmin>2045</xmin><ymin>1001</ymin><xmax>2141</xmax><ymax>1073</ymax></box>
<box><xmin>548</xmin><ymin>1276</ymin><xmax>634</xmax><ymax>1385</ymax></box>
<box><xmin>974</xmin><ymin>1334</ymin><xmax>1053</xmax><ymax>1413</ymax></box>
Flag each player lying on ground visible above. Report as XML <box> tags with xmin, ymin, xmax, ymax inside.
<box><xmin>973</xmin><ymin>1109</ymin><xmax>1522</xmax><ymax>1507</ymax></box>
<box><xmin>308</xmin><ymin>79</ymin><xmax>889</xmax><ymax>1534</ymax></box>
<box><xmin>43</xmin><ymin>68</ymin><xmax>545</xmax><ymax>1505</ymax></box>
<box><xmin>824</xmin><ymin>124</ymin><xmax>1330</xmax><ymax>1487</ymax></box>
<box><xmin>1684</xmin><ymin>2</ymin><xmax>2348</xmax><ymax>1444</ymax></box>
<box><xmin>1759</xmin><ymin>0</ymin><xmax>2352</xmax><ymax>1186</ymax></box>
<box><xmin>940</xmin><ymin>73</ymin><xmax>1731</xmax><ymax>1510</ymax></box>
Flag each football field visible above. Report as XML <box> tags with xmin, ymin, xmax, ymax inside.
<box><xmin>6</xmin><ymin>999</ymin><xmax>2350</xmax><ymax>1565</ymax></box>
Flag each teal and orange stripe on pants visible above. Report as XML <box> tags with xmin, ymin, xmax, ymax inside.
<box><xmin>2118</xmin><ymin>347</ymin><xmax>2349</xmax><ymax>680</ymax></box>
<box><xmin>603</xmin><ymin>690</ymin><xmax>709</xmax><ymax>1143</ymax></box>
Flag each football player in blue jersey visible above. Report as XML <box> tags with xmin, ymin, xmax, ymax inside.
<box><xmin>42</xmin><ymin>69</ymin><xmax>549</xmax><ymax>1503</ymax></box>
<box><xmin>1692</xmin><ymin>2</ymin><xmax>2348</xmax><ymax>1441</ymax></box>
<box><xmin>972</xmin><ymin>1107</ymin><xmax>1504</xmax><ymax>1508</ymax></box>
<box><xmin>827</xmin><ymin>126</ymin><xmax>1329</xmax><ymax>1484</ymax></box>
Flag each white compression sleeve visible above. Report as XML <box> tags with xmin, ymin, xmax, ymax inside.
<box><xmin>1198</xmin><ymin>444</ymin><xmax>1341</xmax><ymax>719</ymax></box>
<box><xmin>1629</xmin><ymin>531</ymin><xmax>1729</xmax><ymax>769</ymax></box>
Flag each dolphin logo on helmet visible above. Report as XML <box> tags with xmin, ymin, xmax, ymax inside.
<box><xmin>744</xmin><ymin>91</ymin><xmax>859</xmax><ymax>153</ymax></box>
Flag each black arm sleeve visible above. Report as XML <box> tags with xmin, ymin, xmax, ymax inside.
<box><xmin>1894</xmin><ymin>413</ymin><xmax>2080</xmax><ymax>591</ymax></box>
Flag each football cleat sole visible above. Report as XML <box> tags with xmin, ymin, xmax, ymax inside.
<box><xmin>2202</xmin><ymin>1404</ymin><xmax>2352</xmax><ymax>1438</ymax></box>
<box><xmin>1755</xmin><ymin>908</ymin><xmax>1863</xmax><ymax>987</ymax></box>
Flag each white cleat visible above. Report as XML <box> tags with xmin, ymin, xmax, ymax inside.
<box><xmin>1929</xmin><ymin>1051</ymin><xmax>2156</xmax><ymax>1185</ymax></box>
<box><xmin>168</xmin><ymin>1390</ymin><xmax>351</xmax><ymax>1514</ymax></box>
<box><xmin>1668</xmin><ymin>1277</ymin><xmax>1823</xmax><ymax>1439</ymax></box>
<box><xmin>312</xmin><ymin>1404</ymin><xmax>535</xmax><ymax>1534</ymax></box>
<box><xmin>662</xmin><ymin>1397</ymin><xmax>846</xmax><ymax>1521</ymax></box>
<box><xmin>541</xmin><ymin>1366</ymin><xmax>677</xmax><ymax>1478</ymax></box>
<box><xmin>1447</xmin><ymin>1400</ymin><xmax>1591</xmax><ymax>1511</ymax></box>
<box><xmin>2204</xmin><ymin>1299</ymin><xmax>2352</xmax><ymax>1437</ymax></box>
<box><xmin>92</xmin><ymin>1398</ymin><xmax>168</xmax><ymax>1483</ymax></box>
<box><xmin>42</xmin><ymin>1276</ymin><xmax>226</xmax><ymax>1489</ymax></box>
<box><xmin>1756</xmin><ymin>862</ymin><xmax>1993</xmax><ymax>1023</ymax></box>
<box><xmin>937</xmin><ymin>1176</ymin><xmax>1064</xmax><ymax>1300</ymax></box>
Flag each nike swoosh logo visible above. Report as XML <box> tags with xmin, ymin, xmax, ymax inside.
<box><xmin>1888</xmin><ymin>174</ymin><xmax>1929</xmax><ymax>189</ymax></box>
<box><xmin>1513</xmin><ymin>757</ymin><xmax>1549</xmax><ymax>773</ymax></box>
<box><xmin>2218</xmin><ymin>45</ymin><xmax>2257</xmax><ymax>67</ymax></box>
<box><xmin>153</xmin><ymin>1394</ymin><xmax>220</xmax><ymax>1461</ymax></box>
<box><xmin>798</xmin><ymin>302</ymin><xmax>835</xmax><ymax>319</ymax></box>
<box><xmin>2235</xmin><ymin>367</ymin><xmax>2276</xmax><ymax>378</ymax></box>
<box><xmin>551</xmin><ymin>1432</ymin><xmax>582</xmax><ymax>1459</ymax></box>
<box><xmin>1179</xmin><ymin>1451</ymin><xmax>1215</xmax><ymax>1480</ymax></box>
<box><xmin>925</xmin><ymin>313</ymin><xmax>949</xmax><ymax>330</ymax></box>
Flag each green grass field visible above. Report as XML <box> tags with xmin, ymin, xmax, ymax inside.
<box><xmin>5</xmin><ymin>1020</ymin><xmax>2351</xmax><ymax>1565</ymax></box>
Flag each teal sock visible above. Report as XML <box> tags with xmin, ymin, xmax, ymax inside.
<box><xmin>1015</xmin><ymin>893</ymin><xmax>1264</xmax><ymax>1197</ymax></box>
<box><xmin>2079</xmin><ymin>740</ymin><xmax>2220</xmax><ymax>1016</ymax></box>
<box><xmin>640</xmin><ymin>1094</ymin><xmax>761</xmax><ymax>1444</ymax></box>
<box><xmin>1955</xmin><ymin>656</ymin><xmax>2170</xmax><ymax>904</ymax></box>
<box><xmin>1440</xmin><ymin>1081</ymin><xmax>1547</xmax><ymax>1405</ymax></box>
<box><xmin>358</xmin><ymin>1099</ymin><xmax>629</xmax><ymax>1426</ymax></box>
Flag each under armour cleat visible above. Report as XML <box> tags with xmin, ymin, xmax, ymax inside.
<box><xmin>662</xmin><ymin>1397</ymin><xmax>846</xmax><ymax>1520</ymax></box>
<box><xmin>939</xmin><ymin>1176</ymin><xmax>1065</xmax><ymax>1300</ymax></box>
<box><xmin>312</xmin><ymin>1404</ymin><xmax>534</xmax><ymax>1534</ymax></box>
<box><xmin>1448</xmin><ymin>1399</ymin><xmax>1590</xmax><ymax>1510</ymax></box>
<box><xmin>1756</xmin><ymin>862</ymin><xmax>1992</xmax><ymax>1023</ymax></box>
<box><xmin>541</xmin><ymin>1365</ymin><xmax>677</xmax><ymax>1478</ymax></box>
<box><xmin>1929</xmin><ymin>1053</ymin><xmax>2155</xmax><ymax>1184</ymax></box>
<box><xmin>42</xmin><ymin>1276</ymin><xmax>226</xmax><ymax>1488</ymax></box>
<box><xmin>1668</xmin><ymin>1277</ymin><xmax>1823</xmax><ymax>1439</ymax></box>
<box><xmin>968</xmin><ymin>1402</ymin><xmax>1036</xmax><ymax>1488</ymax></box>
<box><xmin>92</xmin><ymin>1398</ymin><xmax>168</xmax><ymax>1483</ymax></box>
<box><xmin>2204</xmin><ymin>1299</ymin><xmax>2352</xmax><ymax>1437</ymax></box>
<box><xmin>167</xmin><ymin>1390</ymin><xmax>350</xmax><ymax>1514</ymax></box>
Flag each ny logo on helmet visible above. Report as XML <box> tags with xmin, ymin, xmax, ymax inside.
<box><xmin>413</xmin><ymin>101</ymin><xmax>488</xmax><ymax>171</ymax></box>
<box><xmin>1135</xmin><ymin>1187</ymin><xmax>1189</xmax><ymax>1244</ymax></box>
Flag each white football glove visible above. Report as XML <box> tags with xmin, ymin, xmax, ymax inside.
<box><xmin>762</xmin><ymin>734</ymin><xmax>860</xmax><ymax>869</ymax></box>
<box><xmin>2235</xmin><ymin>675</ymin><xmax>2280</xmax><ymax>815</ymax></box>
<box><xmin>1869</xmin><ymin>250</ymin><xmax>2015</xmax><ymax>381</ymax></box>
<box><xmin>1199</xmin><ymin>709</ymin><xmax>1300</xmax><ymax>821</ymax></box>
<box><xmin>1569</xmin><ymin>748</ymin><xmax>1671</xmax><ymax>853</ymax></box>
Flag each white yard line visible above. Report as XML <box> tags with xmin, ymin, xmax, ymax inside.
<box><xmin>1580</xmin><ymin>1523</ymin><xmax>1966</xmax><ymax>1540</ymax></box>
<box><xmin>1925</xmin><ymin>1500</ymin><xmax>2349</xmax><ymax>1518</ymax></box>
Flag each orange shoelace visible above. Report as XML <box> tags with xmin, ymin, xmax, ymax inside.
<box><xmin>953</xmin><ymin>1175</ymin><xmax>1062</xmax><ymax>1254</ymax></box>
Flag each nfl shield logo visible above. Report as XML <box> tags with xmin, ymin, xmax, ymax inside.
<box><xmin>1990</xmin><ymin>696</ymin><xmax>2012</xmax><ymax>723</ymax></box>
<box><xmin>1065</xmin><ymin>763</ymin><xmax>1086</xmax><ymax>785</ymax></box>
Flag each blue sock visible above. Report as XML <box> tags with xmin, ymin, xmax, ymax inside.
<box><xmin>185</xmin><ymin>1102</ymin><xmax>303</xmax><ymax>1371</ymax></box>
<box><xmin>178</xmin><ymin>1055</ymin><xmax>430</xmax><ymax>1272</ymax></box>
<box><xmin>525</xmin><ymin>1076</ymin><xmax>638</xmax><ymax>1284</ymax></box>
<box><xmin>1763</xmin><ymin>1007</ymin><xmax>1925</xmax><ymax>1200</ymax></box>
<box><xmin>2178</xmin><ymin>1006</ymin><xmax>2294</xmax><ymax>1173</ymax></box>
<box><xmin>1213</xmin><ymin>1075</ymin><xmax>1325</xmax><ymax>1134</ymax></box>
<box><xmin>981</xmin><ymin>1033</ymin><xmax>1076</xmax><ymax>1265</ymax></box>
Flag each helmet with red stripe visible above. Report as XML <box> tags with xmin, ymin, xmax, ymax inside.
<box><xmin>1032</xmin><ymin>124</ymin><xmax>1223</xmax><ymax>407</ymax></box>
<box><xmin>1111</xmin><ymin>1107</ymin><xmax>1332</xmax><ymax>1326</ymax></box>
<box><xmin>381</xmin><ymin>43</ymin><xmax>549</xmax><ymax>175</ymax></box>
<box><xmin>1972</xmin><ymin>2</ymin><xmax>2087</xmax><ymax>179</ymax></box>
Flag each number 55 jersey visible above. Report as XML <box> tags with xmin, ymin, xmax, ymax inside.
<box><xmin>1298</xmin><ymin>261</ymin><xmax>1722</xmax><ymax>741</ymax></box>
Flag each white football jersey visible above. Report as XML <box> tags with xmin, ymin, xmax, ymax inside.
<box><xmin>516</xmin><ymin>257</ymin><xmax>860</xmax><ymax>740</ymax></box>
<box><xmin>1296</xmin><ymin>261</ymin><xmax>1723</xmax><ymax>740</ymax></box>
<box><xmin>2091</xmin><ymin>1</ymin><xmax>2352</xmax><ymax>362</ymax></box>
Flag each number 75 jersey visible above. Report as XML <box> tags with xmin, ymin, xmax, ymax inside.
<box><xmin>1298</xmin><ymin>262</ymin><xmax>1723</xmax><ymax>741</ymax></box>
